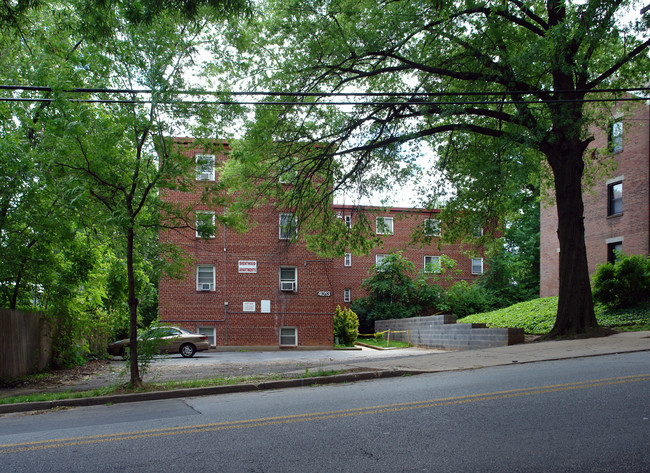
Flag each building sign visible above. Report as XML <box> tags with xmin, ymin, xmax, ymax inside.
<box><xmin>238</xmin><ymin>260</ymin><xmax>257</xmax><ymax>273</ymax></box>
<box><xmin>317</xmin><ymin>291</ymin><xmax>331</xmax><ymax>297</ymax></box>
<box><xmin>243</xmin><ymin>301</ymin><xmax>256</xmax><ymax>312</ymax></box>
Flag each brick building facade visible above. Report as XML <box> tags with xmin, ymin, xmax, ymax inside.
<box><xmin>540</xmin><ymin>100</ymin><xmax>650</xmax><ymax>297</ymax></box>
<box><xmin>159</xmin><ymin>139</ymin><xmax>485</xmax><ymax>348</ymax></box>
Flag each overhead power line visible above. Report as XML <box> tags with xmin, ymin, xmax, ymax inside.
<box><xmin>1</xmin><ymin>85</ymin><xmax>648</xmax><ymax>106</ymax></box>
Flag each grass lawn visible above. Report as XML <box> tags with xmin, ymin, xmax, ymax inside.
<box><xmin>459</xmin><ymin>297</ymin><xmax>650</xmax><ymax>334</ymax></box>
<box><xmin>355</xmin><ymin>338</ymin><xmax>411</xmax><ymax>349</ymax></box>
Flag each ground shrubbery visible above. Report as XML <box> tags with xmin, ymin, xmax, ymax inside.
<box><xmin>592</xmin><ymin>253</ymin><xmax>650</xmax><ymax>309</ymax></box>
<box><xmin>333</xmin><ymin>305</ymin><xmax>359</xmax><ymax>346</ymax></box>
<box><xmin>350</xmin><ymin>252</ymin><xmax>535</xmax><ymax>332</ymax></box>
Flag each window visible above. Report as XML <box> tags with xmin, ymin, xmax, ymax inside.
<box><xmin>471</xmin><ymin>257</ymin><xmax>484</xmax><ymax>275</ymax></box>
<box><xmin>345</xmin><ymin>215</ymin><xmax>352</xmax><ymax>229</ymax></box>
<box><xmin>424</xmin><ymin>255</ymin><xmax>442</xmax><ymax>273</ymax></box>
<box><xmin>424</xmin><ymin>219</ymin><xmax>441</xmax><ymax>237</ymax></box>
<box><xmin>344</xmin><ymin>253</ymin><xmax>352</xmax><ymax>267</ymax></box>
<box><xmin>344</xmin><ymin>288</ymin><xmax>351</xmax><ymax>303</ymax></box>
<box><xmin>196</xmin><ymin>211</ymin><xmax>216</xmax><ymax>238</ymax></box>
<box><xmin>279</xmin><ymin>327</ymin><xmax>297</xmax><ymax>346</ymax></box>
<box><xmin>278</xmin><ymin>163</ymin><xmax>297</xmax><ymax>184</ymax></box>
<box><xmin>607</xmin><ymin>181</ymin><xmax>622</xmax><ymax>216</ymax></box>
<box><xmin>197</xmin><ymin>326</ymin><xmax>216</xmax><ymax>346</ymax></box>
<box><xmin>607</xmin><ymin>239</ymin><xmax>623</xmax><ymax>264</ymax></box>
<box><xmin>279</xmin><ymin>213</ymin><xmax>298</xmax><ymax>240</ymax></box>
<box><xmin>375</xmin><ymin>254</ymin><xmax>389</xmax><ymax>266</ymax></box>
<box><xmin>473</xmin><ymin>225</ymin><xmax>484</xmax><ymax>238</ymax></box>
<box><xmin>197</xmin><ymin>265</ymin><xmax>215</xmax><ymax>291</ymax></box>
<box><xmin>279</xmin><ymin>267</ymin><xmax>297</xmax><ymax>292</ymax></box>
<box><xmin>608</xmin><ymin>121</ymin><xmax>623</xmax><ymax>153</ymax></box>
<box><xmin>376</xmin><ymin>216</ymin><xmax>394</xmax><ymax>234</ymax></box>
<box><xmin>195</xmin><ymin>154</ymin><xmax>215</xmax><ymax>181</ymax></box>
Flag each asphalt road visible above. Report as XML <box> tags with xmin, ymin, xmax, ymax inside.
<box><xmin>1</xmin><ymin>352</ymin><xmax>648</xmax><ymax>472</ymax></box>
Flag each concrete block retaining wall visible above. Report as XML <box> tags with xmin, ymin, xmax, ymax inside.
<box><xmin>375</xmin><ymin>315</ymin><xmax>524</xmax><ymax>350</ymax></box>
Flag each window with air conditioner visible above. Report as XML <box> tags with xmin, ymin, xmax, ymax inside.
<box><xmin>279</xmin><ymin>267</ymin><xmax>297</xmax><ymax>292</ymax></box>
<box><xmin>197</xmin><ymin>265</ymin><xmax>215</xmax><ymax>291</ymax></box>
<box><xmin>195</xmin><ymin>154</ymin><xmax>215</xmax><ymax>181</ymax></box>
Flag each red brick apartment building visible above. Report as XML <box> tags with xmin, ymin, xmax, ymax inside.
<box><xmin>159</xmin><ymin>139</ymin><xmax>485</xmax><ymax>348</ymax></box>
<box><xmin>540</xmin><ymin>99</ymin><xmax>650</xmax><ymax>297</ymax></box>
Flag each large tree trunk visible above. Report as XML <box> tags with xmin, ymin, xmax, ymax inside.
<box><xmin>547</xmin><ymin>144</ymin><xmax>598</xmax><ymax>337</ymax></box>
<box><xmin>126</xmin><ymin>226</ymin><xmax>142</xmax><ymax>386</ymax></box>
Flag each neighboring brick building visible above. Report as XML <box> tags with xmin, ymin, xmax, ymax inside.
<box><xmin>540</xmin><ymin>99</ymin><xmax>650</xmax><ymax>297</ymax></box>
<box><xmin>159</xmin><ymin>139</ymin><xmax>485</xmax><ymax>348</ymax></box>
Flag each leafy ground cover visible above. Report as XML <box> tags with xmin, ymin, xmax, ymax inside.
<box><xmin>459</xmin><ymin>297</ymin><xmax>650</xmax><ymax>334</ymax></box>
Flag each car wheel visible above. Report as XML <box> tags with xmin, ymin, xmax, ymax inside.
<box><xmin>180</xmin><ymin>343</ymin><xmax>196</xmax><ymax>358</ymax></box>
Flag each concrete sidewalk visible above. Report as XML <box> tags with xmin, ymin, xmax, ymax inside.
<box><xmin>343</xmin><ymin>330</ymin><xmax>650</xmax><ymax>373</ymax></box>
<box><xmin>1</xmin><ymin>331</ymin><xmax>648</xmax><ymax>415</ymax></box>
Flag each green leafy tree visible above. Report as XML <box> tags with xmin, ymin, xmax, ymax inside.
<box><xmin>224</xmin><ymin>0</ymin><xmax>650</xmax><ymax>337</ymax></box>
<box><xmin>1</xmin><ymin>1</ymin><xmax>249</xmax><ymax>384</ymax></box>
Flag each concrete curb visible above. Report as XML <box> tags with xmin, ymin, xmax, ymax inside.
<box><xmin>0</xmin><ymin>369</ymin><xmax>426</xmax><ymax>415</ymax></box>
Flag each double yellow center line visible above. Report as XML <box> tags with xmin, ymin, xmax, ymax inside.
<box><xmin>2</xmin><ymin>373</ymin><xmax>648</xmax><ymax>454</ymax></box>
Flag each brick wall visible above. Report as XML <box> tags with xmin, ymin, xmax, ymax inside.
<box><xmin>540</xmin><ymin>100</ymin><xmax>650</xmax><ymax>297</ymax></box>
<box><xmin>159</xmin><ymin>139</ymin><xmax>488</xmax><ymax>347</ymax></box>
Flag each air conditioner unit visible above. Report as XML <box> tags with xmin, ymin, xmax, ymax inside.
<box><xmin>200</xmin><ymin>283</ymin><xmax>212</xmax><ymax>291</ymax></box>
<box><xmin>280</xmin><ymin>281</ymin><xmax>296</xmax><ymax>292</ymax></box>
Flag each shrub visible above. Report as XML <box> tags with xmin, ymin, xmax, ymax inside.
<box><xmin>333</xmin><ymin>305</ymin><xmax>359</xmax><ymax>346</ymax></box>
<box><xmin>592</xmin><ymin>253</ymin><xmax>650</xmax><ymax>308</ymax></box>
<box><xmin>445</xmin><ymin>281</ymin><xmax>493</xmax><ymax>318</ymax></box>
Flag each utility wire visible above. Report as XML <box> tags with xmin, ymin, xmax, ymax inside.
<box><xmin>0</xmin><ymin>97</ymin><xmax>647</xmax><ymax>106</ymax></box>
<box><xmin>1</xmin><ymin>85</ymin><xmax>648</xmax><ymax>106</ymax></box>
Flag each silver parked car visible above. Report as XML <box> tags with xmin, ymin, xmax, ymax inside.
<box><xmin>108</xmin><ymin>326</ymin><xmax>210</xmax><ymax>358</ymax></box>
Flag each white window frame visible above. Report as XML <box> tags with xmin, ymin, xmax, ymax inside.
<box><xmin>279</xmin><ymin>213</ymin><xmax>298</xmax><ymax>240</ymax></box>
<box><xmin>345</xmin><ymin>215</ymin><xmax>352</xmax><ymax>229</ymax></box>
<box><xmin>344</xmin><ymin>253</ymin><xmax>352</xmax><ymax>267</ymax></box>
<box><xmin>471</xmin><ymin>257</ymin><xmax>484</xmax><ymax>275</ymax></box>
<box><xmin>195</xmin><ymin>154</ymin><xmax>215</xmax><ymax>181</ymax></box>
<box><xmin>609</xmin><ymin>120</ymin><xmax>623</xmax><ymax>153</ymax></box>
<box><xmin>279</xmin><ymin>266</ymin><xmax>297</xmax><ymax>292</ymax></box>
<box><xmin>376</xmin><ymin>216</ymin><xmax>394</xmax><ymax>235</ymax></box>
<box><xmin>279</xmin><ymin>326</ymin><xmax>297</xmax><ymax>346</ymax></box>
<box><xmin>197</xmin><ymin>265</ymin><xmax>215</xmax><ymax>291</ymax></box>
<box><xmin>424</xmin><ymin>255</ymin><xmax>442</xmax><ymax>274</ymax></box>
<box><xmin>424</xmin><ymin>219</ymin><xmax>441</xmax><ymax>237</ymax></box>
<box><xmin>473</xmin><ymin>225</ymin><xmax>484</xmax><ymax>238</ymax></box>
<box><xmin>197</xmin><ymin>326</ymin><xmax>216</xmax><ymax>347</ymax></box>
<box><xmin>196</xmin><ymin>211</ymin><xmax>216</xmax><ymax>238</ymax></box>
<box><xmin>344</xmin><ymin>288</ymin><xmax>351</xmax><ymax>303</ymax></box>
<box><xmin>375</xmin><ymin>254</ymin><xmax>389</xmax><ymax>271</ymax></box>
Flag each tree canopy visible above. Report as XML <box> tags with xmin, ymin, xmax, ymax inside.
<box><xmin>222</xmin><ymin>0</ymin><xmax>650</xmax><ymax>336</ymax></box>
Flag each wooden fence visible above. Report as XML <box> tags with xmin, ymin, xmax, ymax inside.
<box><xmin>0</xmin><ymin>309</ymin><xmax>54</xmax><ymax>379</ymax></box>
